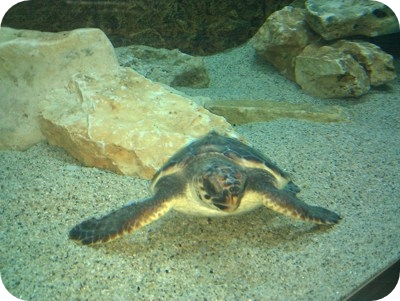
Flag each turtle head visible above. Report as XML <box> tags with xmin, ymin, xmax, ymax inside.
<box><xmin>195</xmin><ymin>161</ymin><xmax>246</xmax><ymax>212</ymax></box>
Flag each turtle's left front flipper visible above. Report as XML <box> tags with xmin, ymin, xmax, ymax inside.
<box><xmin>247</xmin><ymin>171</ymin><xmax>340</xmax><ymax>225</ymax></box>
<box><xmin>69</xmin><ymin>174</ymin><xmax>182</xmax><ymax>245</ymax></box>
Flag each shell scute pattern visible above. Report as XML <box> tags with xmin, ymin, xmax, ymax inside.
<box><xmin>152</xmin><ymin>131</ymin><xmax>289</xmax><ymax>190</ymax></box>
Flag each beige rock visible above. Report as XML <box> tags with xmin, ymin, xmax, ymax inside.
<box><xmin>0</xmin><ymin>27</ymin><xmax>118</xmax><ymax>150</ymax></box>
<box><xmin>115</xmin><ymin>45</ymin><xmax>210</xmax><ymax>88</ymax></box>
<box><xmin>0</xmin><ymin>27</ymin><xmax>237</xmax><ymax>179</ymax></box>
<box><xmin>305</xmin><ymin>0</ymin><xmax>400</xmax><ymax>40</ymax></box>
<box><xmin>295</xmin><ymin>43</ymin><xmax>370</xmax><ymax>98</ymax></box>
<box><xmin>39</xmin><ymin>68</ymin><xmax>237</xmax><ymax>179</ymax></box>
<box><xmin>329</xmin><ymin>40</ymin><xmax>396</xmax><ymax>86</ymax></box>
<box><xmin>203</xmin><ymin>99</ymin><xmax>350</xmax><ymax>124</ymax></box>
<box><xmin>252</xmin><ymin>6</ymin><xmax>318</xmax><ymax>80</ymax></box>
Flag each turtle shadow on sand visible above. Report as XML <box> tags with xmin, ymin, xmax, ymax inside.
<box><xmin>83</xmin><ymin>205</ymin><xmax>339</xmax><ymax>258</ymax></box>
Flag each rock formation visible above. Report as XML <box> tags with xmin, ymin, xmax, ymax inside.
<box><xmin>253</xmin><ymin>1</ymin><xmax>398</xmax><ymax>98</ymax></box>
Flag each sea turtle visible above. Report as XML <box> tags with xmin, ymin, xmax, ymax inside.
<box><xmin>69</xmin><ymin>131</ymin><xmax>340</xmax><ymax>245</ymax></box>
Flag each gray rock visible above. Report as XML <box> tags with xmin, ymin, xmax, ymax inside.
<box><xmin>330</xmin><ymin>40</ymin><xmax>396</xmax><ymax>86</ymax></box>
<box><xmin>305</xmin><ymin>0</ymin><xmax>400</xmax><ymax>40</ymax></box>
<box><xmin>295</xmin><ymin>40</ymin><xmax>396</xmax><ymax>98</ymax></box>
<box><xmin>115</xmin><ymin>45</ymin><xmax>210</xmax><ymax>88</ymax></box>
<box><xmin>295</xmin><ymin>43</ymin><xmax>370</xmax><ymax>98</ymax></box>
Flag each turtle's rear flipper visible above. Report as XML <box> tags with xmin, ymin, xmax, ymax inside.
<box><xmin>69</xmin><ymin>196</ymin><xmax>173</xmax><ymax>245</ymax></box>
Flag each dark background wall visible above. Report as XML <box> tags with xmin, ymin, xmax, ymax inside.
<box><xmin>1</xmin><ymin>0</ymin><xmax>293</xmax><ymax>55</ymax></box>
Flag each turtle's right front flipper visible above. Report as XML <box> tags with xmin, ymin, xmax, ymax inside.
<box><xmin>69</xmin><ymin>174</ymin><xmax>183</xmax><ymax>245</ymax></box>
<box><xmin>69</xmin><ymin>195</ymin><xmax>173</xmax><ymax>245</ymax></box>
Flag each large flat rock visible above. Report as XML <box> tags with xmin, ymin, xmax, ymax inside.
<box><xmin>39</xmin><ymin>68</ymin><xmax>236</xmax><ymax>179</ymax></box>
<box><xmin>0</xmin><ymin>27</ymin><xmax>236</xmax><ymax>178</ymax></box>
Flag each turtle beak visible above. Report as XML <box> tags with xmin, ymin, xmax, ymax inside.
<box><xmin>212</xmin><ymin>187</ymin><xmax>242</xmax><ymax>212</ymax></box>
<box><xmin>224</xmin><ymin>193</ymin><xmax>241</xmax><ymax>212</ymax></box>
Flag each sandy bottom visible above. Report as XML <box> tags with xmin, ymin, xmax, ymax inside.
<box><xmin>1</xmin><ymin>43</ymin><xmax>399</xmax><ymax>300</ymax></box>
